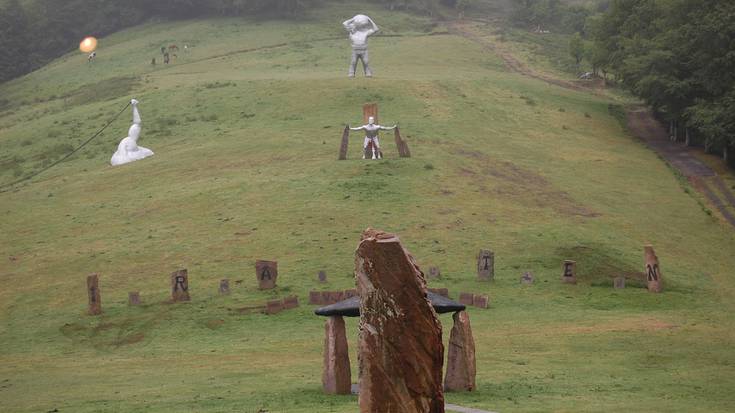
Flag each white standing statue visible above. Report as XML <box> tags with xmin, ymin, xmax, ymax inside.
<box><xmin>111</xmin><ymin>99</ymin><xmax>154</xmax><ymax>166</ymax></box>
<box><xmin>343</xmin><ymin>14</ymin><xmax>379</xmax><ymax>77</ymax></box>
<box><xmin>350</xmin><ymin>116</ymin><xmax>396</xmax><ymax>159</ymax></box>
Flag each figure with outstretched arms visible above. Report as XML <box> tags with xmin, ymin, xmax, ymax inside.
<box><xmin>349</xmin><ymin>116</ymin><xmax>396</xmax><ymax>159</ymax></box>
<box><xmin>343</xmin><ymin>14</ymin><xmax>380</xmax><ymax>77</ymax></box>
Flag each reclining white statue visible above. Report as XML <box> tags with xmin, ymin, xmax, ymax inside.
<box><xmin>111</xmin><ymin>99</ymin><xmax>154</xmax><ymax>166</ymax></box>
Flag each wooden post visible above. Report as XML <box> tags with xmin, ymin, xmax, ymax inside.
<box><xmin>394</xmin><ymin>127</ymin><xmax>411</xmax><ymax>158</ymax></box>
<box><xmin>645</xmin><ymin>245</ymin><xmax>663</xmax><ymax>293</ymax></box>
<box><xmin>87</xmin><ymin>274</ymin><xmax>102</xmax><ymax>315</ymax></box>
<box><xmin>338</xmin><ymin>125</ymin><xmax>349</xmax><ymax>160</ymax></box>
<box><xmin>363</xmin><ymin>103</ymin><xmax>378</xmax><ymax>124</ymax></box>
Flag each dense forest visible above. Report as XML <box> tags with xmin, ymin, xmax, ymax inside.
<box><xmin>512</xmin><ymin>0</ymin><xmax>735</xmax><ymax>162</ymax></box>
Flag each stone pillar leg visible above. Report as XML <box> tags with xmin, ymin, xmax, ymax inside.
<box><xmin>323</xmin><ymin>315</ymin><xmax>351</xmax><ymax>395</ymax></box>
<box><xmin>444</xmin><ymin>311</ymin><xmax>476</xmax><ymax>392</ymax></box>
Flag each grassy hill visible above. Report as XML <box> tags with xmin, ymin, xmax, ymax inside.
<box><xmin>1</xmin><ymin>2</ymin><xmax>735</xmax><ymax>412</ymax></box>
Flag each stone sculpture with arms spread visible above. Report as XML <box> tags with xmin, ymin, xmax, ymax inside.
<box><xmin>350</xmin><ymin>117</ymin><xmax>396</xmax><ymax>159</ymax></box>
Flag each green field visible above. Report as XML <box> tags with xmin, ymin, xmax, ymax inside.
<box><xmin>1</xmin><ymin>3</ymin><xmax>735</xmax><ymax>412</ymax></box>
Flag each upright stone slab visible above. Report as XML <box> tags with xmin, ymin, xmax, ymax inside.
<box><xmin>128</xmin><ymin>291</ymin><xmax>141</xmax><ymax>306</ymax></box>
<box><xmin>338</xmin><ymin>126</ymin><xmax>350</xmax><ymax>160</ymax></box>
<box><xmin>459</xmin><ymin>292</ymin><xmax>474</xmax><ymax>306</ymax></box>
<box><xmin>614</xmin><ymin>276</ymin><xmax>626</xmax><ymax>289</ymax></box>
<box><xmin>429</xmin><ymin>288</ymin><xmax>449</xmax><ymax>297</ymax></box>
<box><xmin>477</xmin><ymin>250</ymin><xmax>494</xmax><ymax>281</ymax></box>
<box><xmin>472</xmin><ymin>294</ymin><xmax>489</xmax><ymax>309</ymax></box>
<box><xmin>644</xmin><ymin>246</ymin><xmax>663</xmax><ymax>293</ymax></box>
<box><xmin>362</xmin><ymin>103</ymin><xmax>383</xmax><ymax>159</ymax></box>
<box><xmin>87</xmin><ymin>274</ymin><xmax>102</xmax><ymax>315</ymax></box>
<box><xmin>256</xmin><ymin>260</ymin><xmax>278</xmax><ymax>290</ymax></box>
<box><xmin>356</xmin><ymin>229</ymin><xmax>445</xmax><ymax>413</ymax></box>
<box><xmin>394</xmin><ymin>127</ymin><xmax>411</xmax><ymax>158</ymax></box>
<box><xmin>283</xmin><ymin>295</ymin><xmax>299</xmax><ymax>309</ymax></box>
<box><xmin>318</xmin><ymin>270</ymin><xmax>328</xmax><ymax>283</ymax></box>
<box><xmin>219</xmin><ymin>279</ymin><xmax>230</xmax><ymax>295</ymax></box>
<box><xmin>171</xmin><ymin>269</ymin><xmax>190</xmax><ymax>302</ymax></box>
<box><xmin>444</xmin><ymin>311</ymin><xmax>476</xmax><ymax>392</ymax></box>
<box><xmin>266</xmin><ymin>299</ymin><xmax>283</xmax><ymax>315</ymax></box>
<box><xmin>323</xmin><ymin>316</ymin><xmax>352</xmax><ymax>395</ymax></box>
<box><xmin>428</xmin><ymin>266</ymin><xmax>441</xmax><ymax>279</ymax></box>
<box><xmin>561</xmin><ymin>260</ymin><xmax>577</xmax><ymax>284</ymax></box>
<box><xmin>520</xmin><ymin>272</ymin><xmax>534</xmax><ymax>284</ymax></box>
<box><xmin>363</xmin><ymin>103</ymin><xmax>379</xmax><ymax>124</ymax></box>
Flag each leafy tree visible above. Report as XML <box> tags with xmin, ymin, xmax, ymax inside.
<box><xmin>569</xmin><ymin>32</ymin><xmax>584</xmax><ymax>69</ymax></box>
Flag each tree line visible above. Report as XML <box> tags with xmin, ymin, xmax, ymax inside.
<box><xmin>512</xmin><ymin>0</ymin><xmax>734</xmax><ymax>163</ymax></box>
<box><xmin>587</xmin><ymin>0</ymin><xmax>735</xmax><ymax>162</ymax></box>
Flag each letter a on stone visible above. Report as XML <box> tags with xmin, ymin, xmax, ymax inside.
<box><xmin>356</xmin><ymin>229</ymin><xmax>445</xmax><ymax>413</ymax></box>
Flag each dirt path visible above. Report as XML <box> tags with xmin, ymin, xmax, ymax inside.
<box><xmin>447</xmin><ymin>21</ymin><xmax>595</xmax><ymax>94</ymax></box>
<box><xmin>448</xmin><ymin>19</ymin><xmax>735</xmax><ymax>229</ymax></box>
<box><xmin>626</xmin><ymin>109</ymin><xmax>735</xmax><ymax>228</ymax></box>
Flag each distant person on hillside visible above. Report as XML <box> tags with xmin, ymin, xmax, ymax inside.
<box><xmin>349</xmin><ymin>116</ymin><xmax>396</xmax><ymax>159</ymax></box>
<box><xmin>343</xmin><ymin>14</ymin><xmax>379</xmax><ymax>77</ymax></box>
<box><xmin>164</xmin><ymin>52</ymin><xmax>170</xmax><ymax>64</ymax></box>
<box><xmin>161</xmin><ymin>46</ymin><xmax>166</xmax><ymax>54</ymax></box>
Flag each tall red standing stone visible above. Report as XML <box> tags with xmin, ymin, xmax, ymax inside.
<box><xmin>255</xmin><ymin>260</ymin><xmax>278</xmax><ymax>290</ymax></box>
<box><xmin>644</xmin><ymin>245</ymin><xmax>663</xmax><ymax>293</ymax></box>
<box><xmin>356</xmin><ymin>229</ymin><xmax>444</xmax><ymax>413</ymax></box>
<box><xmin>444</xmin><ymin>310</ymin><xmax>476</xmax><ymax>392</ymax></box>
<box><xmin>171</xmin><ymin>269</ymin><xmax>190</xmax><ymax>302</ymax></box>
<box><xmin>87</xmin><ymin>274</ymin><xmax>102</xmax><ymax>315</ymax></box>
<box><xmin>323</xmin><ymin>315</ymin><xmax>352</xmax><ymax>395</ymax></box>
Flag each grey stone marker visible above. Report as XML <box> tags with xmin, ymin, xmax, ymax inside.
<box><xmin>614</xmin><ymin>276</ymin><xmax>625</xmax><ymax>289</ymax></box>
<box><xmin>561</xmin><ymin>260</ymin><xmax>577</xmax><ymax>284</ymax></box>
<box><xmin>256</xmin><ymin>260</ymin><xmax>278</xmax><ymax>290</ymax></box>
<box><xmin>477</xmin><ymin>250</ymin><xmax>494</xmax><ymax>281</ymax></box>
<box><xmin>318</xmin><ymin>270</ymin><xmax>327</xmax><ymax>283</ymax></box>
<box><xmin>128</xmin><ymin>291</ymin><xmax>141</xmax><ymax>306</ymax></box>
<box><xmin>520</xmin><ymin>272</ymin><xmax>534</xmax><ymax>284</ymax></box>
<box><xmin>87</xmin><ymin>274</ymin><xmax>102</xmax><ymax>315</ymax></box>
<box><xmin>219</xmin><ymin>279</ymin><xmax>230</xmax><ymax>295</ymax></box>
<box><xmin>428</xmin><ymin>266</ymin><xmax>441</xmax><ymax>279</ymax></box>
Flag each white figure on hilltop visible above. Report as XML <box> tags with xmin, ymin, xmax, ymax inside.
<box><xmin>111</xmin><ymin>99</ymin><xmax>154</xmax><ymax>166</ymax></box>
<box><xmin>350</xmin><ymin>116</ymin><xmax>396</xmax><ymax>159</ymax></box>
<box><xmin>343</xmin><ymin>14</ymin><xmax>379</xmax><ymax>77</ymax></box>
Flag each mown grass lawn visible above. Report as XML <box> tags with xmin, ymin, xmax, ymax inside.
<box><xmin>1</xmin><ymin>2</ymin><xmax>734</xmax><ymax>412</ymax></box>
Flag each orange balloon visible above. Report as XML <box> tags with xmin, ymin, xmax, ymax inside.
<box><xmin>79</xmin><ymin>37</ymin><xmax>98</xmax><ymax>53</ymax></box>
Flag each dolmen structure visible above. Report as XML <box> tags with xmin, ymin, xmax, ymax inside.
<box><xmin>315</xmin><ymin>229</ymin><xmax>477</xmax><ymax>413</ymax></box>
